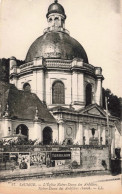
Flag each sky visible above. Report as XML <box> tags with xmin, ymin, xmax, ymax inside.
<box><xmin>0</xmin><ymin>0</ymin><xmax>122</xmax><ymax>97</ymax></box>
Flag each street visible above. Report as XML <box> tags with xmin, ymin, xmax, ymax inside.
<box><xmin>0</xmin><ymin>173</ymin><xmax>121</xmax><ymax>194</ymax></box>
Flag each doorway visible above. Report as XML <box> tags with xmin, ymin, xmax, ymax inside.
<box><xmin>43</xmin><ymin>127</ymin><xmax>52</xmax><ymax>145</ymax></box>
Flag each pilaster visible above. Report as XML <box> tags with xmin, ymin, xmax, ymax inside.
<box><xmin>58</xmin><ymin>119</ymin><xmax>65</xmax><ymax>144</ymax></box>
<box><xmin>95</xmin><ymin>78</ymin><xmax>102</xmax><ymax>106</ymax></box>
<box><xmin>32</xmin><ymin>57</ymin><xmax>45</xmax><ymax>101</ymax></box>
<box><xmin>98</xmin><ymin>125</ymin><xmax>101</xmax><ymax>145</ymax></box>
<box><xmin>71</xmin><ymin>59</ymin><xmax>84</xmax><ymax>110</ymax></box>
<box><xmin>84</xmin><ymin>124</ymin><xmax>89</xmax><ymax>145</ymax></box>
<box><xmin>101</xmin><ymin>126</ymin><xmax>106</xmax><ymax>145</ymax></box>
<box><xmin>32</xmin><ymin>121</ymin><xmax>42</xmax><ymax>141</ymax></box>
<box><xmin>95</xmin><ymin>67</ymin><xmax>103</xmax><ymax>106</ymax></box>
<box><xmin>2</xmin><ymin>118</ymin><xmax>12</xmax><ymax>137</ymax></box>
<box><xmin>76</xmin><ymin>123</ymin><xmax>84</xmax><ymax>145</ymax></box>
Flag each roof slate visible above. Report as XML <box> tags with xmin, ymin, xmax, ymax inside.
<box><xmin>0</xmin><ymin>81</ymin><xmax>56</xmax><ymax>122</ymax></box>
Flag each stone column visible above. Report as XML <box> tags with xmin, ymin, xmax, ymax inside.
<box><xmin>58</xmin><ymin>119</ymin><xmax>65</xmax><ymax>144</ymax></box>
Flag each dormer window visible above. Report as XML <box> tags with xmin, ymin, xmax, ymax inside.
<box><xmin>23</xmin><ymin>83</ymin><xmax>31</xmax><ymax>92</ymax></box>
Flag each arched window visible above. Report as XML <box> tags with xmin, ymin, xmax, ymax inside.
<box><xmin>49</xmin><ymin>17</ymin><xmax>52</xmax><ymax>22</ymax></box>
<box><xmin>16</xmin><ymin>124</ymin><xmax>29</xmax><ymax>140</ymax></box>
<box><xmin>54</xmin><ymin>17</ymin><xmax>59</xmax><ymax>21</ymax></box>
<box><xmin>54</xmin><ymin>17</ymin><xmax>59</xmax><ymax>26</ymax></box>
<box><xmin>86</xmin><ymin>83</ymin><xmax>92</xmax><ymax>106</ymax></box>
<box><xmin>61</xmin><ymin>18</ymin><xmax>64</xmax><ymax>26</ymax></box>
<box><xmin>23</xmin><ymin>83</ymin><xmax>31</xmax><ymax>92</ymax></box>
<box><xmin>52</xmin><ymin>81</ymin><xmax>65</xmax><ymax>104</ymax></box>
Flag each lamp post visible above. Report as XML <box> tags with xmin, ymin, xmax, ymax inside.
<box><xmin>105</xmin><ymin>96</ymin><xmax>111</xmax><ymax>171</ymax></box>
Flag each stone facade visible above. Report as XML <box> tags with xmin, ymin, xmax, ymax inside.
<box><xmin>9</xmin><ymin>57</ymin><xmax>103</xmax><ymax>109</ymax></box>
<box><xmin>0</xmin><ymin>0</ymin><xmax>120</xmax><ymax>161</ymax></box>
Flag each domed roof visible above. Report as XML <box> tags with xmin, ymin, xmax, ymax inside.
<box><xmin>25</xmin><ymin>31</ymin><xmax>88</xmax><ymax>63</ymax></box>
<box><xmin>46</xmin><ymin>0</ymin><xmax>66</xmax><ymax>18</ymax></box>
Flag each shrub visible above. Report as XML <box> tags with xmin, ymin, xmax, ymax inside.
<box><xmin>69</xmin><ymin>160</ymin><xmax>79</xmax><ymax>169</ymax></box>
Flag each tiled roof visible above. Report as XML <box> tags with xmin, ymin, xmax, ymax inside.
<box><xmin>0</xmin><ymin>81</ymin><xmax>56</xmax><ymax>122</ymax></box>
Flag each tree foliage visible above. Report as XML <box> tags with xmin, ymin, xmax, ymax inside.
<box><xmin>102</xmin><ymin>88</ymin><xmax>121</xmax><ymax>118</ymax></box>
<box><xmin>0</xmin><ymin>58</ymin><xmax>9</xmax><ymax>82</ymax></box>
<box><xmin>0</xmin><ymin>58</ymin><xmax>24</xmax><ymax>83</ymax></box>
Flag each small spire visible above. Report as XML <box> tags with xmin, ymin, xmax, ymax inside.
<box><xmin>4</xmin><ymin>103</ymin><xmax>9</xmax><ymax>118</ymax></box>
<box><xmin>54</xmin><ymin>0</ymin><xmax>58</xmax><ymax>3</ymax></box>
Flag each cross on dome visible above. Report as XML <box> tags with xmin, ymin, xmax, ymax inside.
<box><xmin>54</xmin><ymin>0</ymin><xmax>58</xmax><ymax>3</ymax></box>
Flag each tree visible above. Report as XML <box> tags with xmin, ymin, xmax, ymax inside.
<box><xmin>0</xmin><ymin>58</ymin><xmax>9</xmax><ymax>82</ymax></box>
<box><xmin>0</xmin><ymin>58</ymin><xmax>25</xmax><ymax>83</ymax></box>
<box><xmin>102</xmin><ymin>88</ymin><xmax>121</xmax><ymax>118</ymax></box>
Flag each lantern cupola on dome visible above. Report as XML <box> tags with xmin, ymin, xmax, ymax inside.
<box><xmin>46</xmin><ymin>0</ymin><xmax>66</xmax><ymax>19</ymax></box>
<box><xmin>25</xmin><ymin>0</ymin><xmax>88</xmax><ymax>63</ymax></box>
<box><xmin>46</xmin><ymin>0</ymin><xmax>66</xmax><ymax>29</ymax></box>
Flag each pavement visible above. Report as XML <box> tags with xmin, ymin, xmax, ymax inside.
<box><xmin>0</xmin><ymin>164</ymin><xmax>121</xmax><ymax>181</ymax></box>
<box><xmin>0</xmin><ymin>171</ymin><xmax>121</xmax><ymax>194</ymax></box>
<box><xmin>0</xmin><ymin>168</ymin><xmax>121</xmax><ymax>194</ymax></box>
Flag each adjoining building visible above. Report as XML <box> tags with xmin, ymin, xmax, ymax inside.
<box><xmin>0</xmin><ymin>81</ymin><xmax>57</xmax><ymax>144</ymax></box>
<box><xmin>0</xmin><ymin>0</ymin><xmax>120</xmax><ymax>169</ymax></box>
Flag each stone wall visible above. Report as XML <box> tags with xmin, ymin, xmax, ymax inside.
<box><xmin>80</xmin><ymin>147</ymin><xmax>109</xmax><ymax>171</ymax></box>
<box><xmin>0</xmin><ymin>145</ymin><xmax>109</xmax><ymax>172</ymax></box>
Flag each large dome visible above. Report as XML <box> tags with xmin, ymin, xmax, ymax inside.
<box><xmin>25</xmin><ymin>31</ymin><xmax>88</xmax><ymax>63</ymax></box>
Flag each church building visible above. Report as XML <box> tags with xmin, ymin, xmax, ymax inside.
<box><xmin>0</xmin><ymin>0</ymin><xmax>119</xmax><ymax>158</ymax></box>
